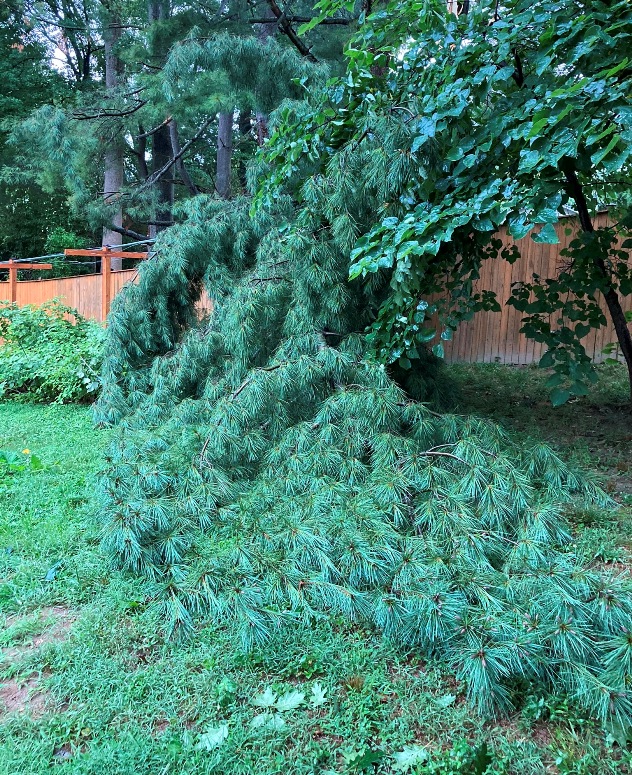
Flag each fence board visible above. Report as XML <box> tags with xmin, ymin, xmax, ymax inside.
<box><xmin>0</xmin><ymin>213</ymin><xmax>630</xmax><ymax>364</ymax></box>
<box><xmin>442</xmin><ymin>213</ymin><xmax>631</xmax><ymax>364</ymax></box>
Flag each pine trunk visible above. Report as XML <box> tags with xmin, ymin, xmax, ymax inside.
<box><xmin>148</xmin><ymin>0</ymin><xmax>174</xmax><ymax>237</ymax></box>
<box><xmin>103</xmin><ymin>16</ymin><xmax>124</xmax><ymax>269</ymax></box>
<box><xmin>216</xmin><ymin>112</ymin><xmax>233</xmax><ymax>199</ymax></box>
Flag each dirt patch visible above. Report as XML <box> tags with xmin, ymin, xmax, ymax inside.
<box><xmin>0</xmin><ymin>606</ymin><xmax>77</xmax><ymax>719</ymax></box>
<box><xmin>152</xmin><ymin>718</ymin><xmax>170</xmax><ymax>737</ymax></box>
<box><xmin>0</xmin><ymin>672</ymin><xmax>49</xmax><ymax>719</ymax></box>
<box><xmin>2</xmin><ymin>605</ymin><xmax>76</xmax><ymax>664</ymax></box>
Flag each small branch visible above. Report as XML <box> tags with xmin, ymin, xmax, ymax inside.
<box><xmin>265</xmin><ymin>0</ymin><xmax>319</xmax><ymax>62</ymax></box>
<box><xmin>250</xmin><ymin>276</ymin><xmax>287</xmax><ymax>284</ymax></box>
<box><xmin>108</xmin><ymin>224</ymin><xmax>149</xmax><ymax>241</ymax></box>
<box><xmin>247</xmin><ymin>16</ymin><xmax>352</xmax><ymax>24</ymax></box>
<box><xmin>137</xmin><ymin>117</ymin><xmax>213</xmax><ymax>193</ymax></box>
<box><xmin>135</xmin><ymin>116</ymin><xmax>173</xmax><ymax>139</ymax></box>
<box><xmin>169</xmin><ymin>119</ymin><xmax>200</xmax><ymax>195</ymax></box>
<box><xmin>73</xmin><ymin>101</ymin><xmax>148</xmax><ymax>120</ymax></box>
<box><xmin>419</xmin><ymin>451</ymin><xmax>469</xmax><ymax>464</ymax></box>
<box><xmin>512</xmin><ymin>49</ymin><xmax>525</xmax><ymax>88</ymax></box>
<box><xmin>230</xmin><ymin>362</ymin><xmax>286</xmax><ymax>400</ymax></box>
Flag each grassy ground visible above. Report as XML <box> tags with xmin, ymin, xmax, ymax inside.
<box><xmin>0</xmin><ymin>366</ymin><xmax>631</xmax><ymax>775</ymax></box>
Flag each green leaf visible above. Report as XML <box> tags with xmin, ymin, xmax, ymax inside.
<box><xmin>550</xmin><ymin>387</ymin><xmax>571</xmax><ymax>407</ymax></box>
<box><xmin>432</xmin><ymin>343</ymin><xmax>445</xmax><ymax>358</ymax></box>
<box><xmin>250</xmin><ymin>712</ymin><xmax>287</xmax><ymax>730</ymax></box>
<box><xmin>253</xmin><ymin>687</ymin><xmax>277</xmax><ymax>708</ymax></box>
<box><xmin>470</xmin><ymin>742</ymin><xmax>493</xmax><ymax>775</ymax></box>
<box><xmin>392</xmin><ymin>745</ymin><xmax>429</xmax><ymax>772</ymax></box>
<box><xmin>275</xmin><ymin>690</ymin><xmax>305</xmax><ymax>712</ymax></box>
<box><xmin>346</xmin><ymin>749</ymin><xmax>385</xmax><ymax>772</ymax></box>
<box><xmin>528</xmin><ymin>116</ymin><xmax>549</xmax><ymax>138</ymax></box>
<box><xmin>310</xmin><ymin>682</ymin><xmax>328</xmax><ymax>708</ymax></box>
<box><xmin>44</xmin><ymin>560</ymin><xmax>63</xmax><ymax>582</ymax></box>
<box><xmin>531</xmin><ymin>223</ymin><xmax>559</xmax><ymax>244</ymax></box>
<box><xmin>197</xmin><ymin>723</ymin><xmax>229</xmax><ymax>751</ymax></box>
<box><xmin>434</xmin><ymin>693</ymin><xmax>456</xmax><ymax>708</ymax></box>
<box><xmin>509</xmin><ymin>221</ymin><xmax>533</xmax><ymax>240</ymax></box>
<box><xmin>591</xmin><ymin>134</ymin><xmax>620</xmax><ymax>166</ymax></box>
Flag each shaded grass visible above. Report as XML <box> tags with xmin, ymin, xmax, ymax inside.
<box><xmin>0</xmin><ymin>376</ymin><xmax>631</xmax><ymax>774</ymax></box>
<box><xmin>449</xmin><ymin>363</ymin><xmax>630</xmax><ymax>489</ymax></box>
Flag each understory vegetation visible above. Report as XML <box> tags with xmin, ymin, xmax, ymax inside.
<box><xmin>0</xmin><ymin>371</ymin><xmax>630</xmax><ymax>773</ymax></box>
<box><xmin>0</xmin><ymin>301</ymin><xmax>104</xmax><ymax>403</ymax></box>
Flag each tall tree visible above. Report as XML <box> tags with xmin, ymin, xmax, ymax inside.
<box><xmin>102</xmin><ymin>7</ymin><xmax>125</xmax><ymax>261</ymax></box>
<box><xmin>0</xmin><ymin>3</ymin><xmax>85</xmax><ymax>260</ymax></box>
<box><xmin>94</xmin><ymin>0</ymin><xmax>632</xmax><ymax>730</ymax></box>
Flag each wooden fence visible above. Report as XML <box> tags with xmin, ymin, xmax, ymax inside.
<box><xmin>0</xmin><ymin>212</ymin><xmax>629</xmax><ymax>364</ymax></box>
<box><xmin>0</xmin><ymin>269</ymin><xmax>138</xmax><ymax>322</ymax></box>
<box><xmin>441</xmin><ymin>212</ymin><xmax>630</xmax><ymax>363</ymax></box>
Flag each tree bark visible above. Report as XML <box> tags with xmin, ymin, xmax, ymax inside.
<box><xmin>169</xmin><ymin>119</ymin><xmax>199</xmax><ymax>195</ymax></box>
<box><xmin>215</xmin><ymin>112</ymin><xmax>233</xmax><ymax>199</ymax></box>
<box><xmin>563</xmin><ymin>167</ymin><xmax>632</xmax><ymax>399</ymax></box>
<box><xmin>148</xmin><ymin>0</ymin><xmax>174</xmax><ymax>237</ymax></box>
<box><xmin>254</xmin><ymin>9</ymin><xmax>277</xmax><ymax>146</ymax></box>
<box><xmin>150</xmin><ymin>121</ymin><xmax>175</xmax><ymax>236</ymax></box>
<box><xmin>238</xmin><ymin>109</ymin><xmax>252</xmax><ymax>191</ymax></box>
<box><xmin>103</xmin><ymin>15</ymin><xmax>125</xmax><ymax>269</ymax></box>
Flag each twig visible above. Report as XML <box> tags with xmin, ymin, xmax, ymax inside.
<box><xmin>135</xmin><ymin>116</ymin><xmax>173</xmax><ymax>139</ymax></box>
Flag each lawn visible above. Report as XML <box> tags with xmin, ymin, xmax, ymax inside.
<box><xmin>0</xmin><ymin>365</ymin><xmax>631</xmax><ymax>775</ymax></box>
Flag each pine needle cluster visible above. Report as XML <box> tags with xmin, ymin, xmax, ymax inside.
<box><xmin>95</xmin><ymin>90</ymin><xmax>632</xmax><ymax>727</ymax></box>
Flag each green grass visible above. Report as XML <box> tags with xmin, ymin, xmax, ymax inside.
<box><xmin>1</xmin><ymin>369</ymin><xmax>631</xmax><ymax>775</ymax></box>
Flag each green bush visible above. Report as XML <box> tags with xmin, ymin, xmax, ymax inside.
<box><xmin>0</xmin><ymin>299</ymin><xmax>105</xmax><ymax>402</ymax></box>
<box><xmin>43</xmin><ymin>226</ymin><xmax>90</xmax><ymax>255</ymax></box>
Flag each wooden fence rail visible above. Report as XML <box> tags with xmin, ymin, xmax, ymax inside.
<box><xmin>0</xmin><ymin>212</ymin><xmax>630</xmax><ymax>364</ymax></box>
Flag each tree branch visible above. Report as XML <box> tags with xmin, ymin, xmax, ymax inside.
<box><xmin>108</xmin><ymin>224</ymin><xmax>149</xmax><ymax>241</ymax></box>
<box><xmin>265</xmin><ymin>0</ymin><xmax>319</xmax><ymax>62</ymax></box>
<box><xmin>137</xmin><ymin>117</ymin><xmax>213</xmax><ymax>193</ymax></box>
<box><xmin>169</xmin><ymin>120</ymin><xmax>200</xmax><ymax>195</ymax></box>
<box><xmin>135</xmin><ymin>116</ymin><xmax>173</xmax><ymax>139</ymax></box>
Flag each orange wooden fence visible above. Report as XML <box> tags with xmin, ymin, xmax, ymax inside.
<box><xmin>0</xmin><ymin>212</ymin><xmax>629</xmax><ymax>364</ymax></box>
<box><xmin>0</xmin><ymin>269</ymin><xmax>138</xmax><ymax>322</ymax></box>
<box><xmin>441</xmin><ymin>212</ymin><xmax>631</xmax><ymax>364</ymax></box>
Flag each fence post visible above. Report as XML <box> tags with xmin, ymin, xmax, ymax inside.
<box><xmin>101</xmin><ymin>247</ymin><xmax>112</xmax><ymax>321</ymax></box>
<box><xmin>8</xmin><ymin>260</ymin><xmax>17</xmax><ymax>303</ymax></box>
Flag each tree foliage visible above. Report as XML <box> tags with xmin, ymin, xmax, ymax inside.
<box><xmin>2</xmin><ymin>0</ymin><xmax>355</xmax><ymax>246</ymax></box>
<box><xmin>260</xmin><ymin>0</ymin><xmax>632</xmax><ymax>402</ymax></box>
<box><xmin>0</xmin><ymin>4</ymin><xmax>87</xmax><ymax>258</ymax></box>
<box><xmin>95</xmin><ymin>6</ymin><xmax>632</xmax><ymax>725</ymax></box>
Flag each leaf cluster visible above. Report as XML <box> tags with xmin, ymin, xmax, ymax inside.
<box><xmin>259</xmin><ymin>0</ymin><xmax>632</xmax><ymax>401</ymax></box>
<box><xmin>0</xmin><ymin>299</ymin><xmax>105</xmax><ymax>402</ymax></box>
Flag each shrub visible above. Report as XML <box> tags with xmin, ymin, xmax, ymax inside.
<box><xmin>0</xmin><ymin>299</ymin><xmax>104</xmax><ymax>402</ymax></box>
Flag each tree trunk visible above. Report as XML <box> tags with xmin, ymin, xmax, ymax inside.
<box><xmin>169</xmin><ymin>119</ymin><xmax>199</xmax><ymax>195</ymax></box>
<box><xmin>238</xmin><ymin>109</ymin><xmax>252</xmax><ymax>191</ymax></box>
<box><xmin>563</xmin><ymin>168</ymin><xmax>632</xmax><ymax>399</ymax></box>
<box><xmin>148</xmin><ymin>0</ymin><xmax>174</xmax><ymax>238</ymax></box>
<box><xmin>150</xmin><ymin>122</ymin><xmax>175</xmax><ymax>236</ymax></box>
<box><xmin>216</xmin><ymin>112</ymin><xmax>233</xmax><ymax>199</ymax></box>
<box><xmin>254</xmin><ymin>10</ymin><xmax>277</xmax><ymax>146</ymax></box>
<box><xmin>103</xmin><ymin>16</ymin><xmax>125</xmax><ymax>269</ymax></box>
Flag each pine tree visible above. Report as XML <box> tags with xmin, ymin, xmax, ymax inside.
<box><xmin>95</xmin><ymin>7</ymin><xmax>632</xmax><ymax>726</ymax></box>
